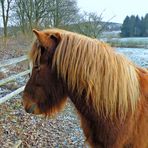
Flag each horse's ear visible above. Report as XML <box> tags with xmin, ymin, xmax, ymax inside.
<box><xmin>47</xmin><ymin>33</ymin><xmax>61</xmax><ymax>57</ymax></box>
<box><xmin>32</xmin><ymin>29</ymin><xmax>61</xmax><ymax>52</ymax></box>
<box><xmin>32</xmin><ymin>29</ymin><xmax>40</xmax><ymax>37</ymax></box>
<box><xmin>49</xmin><ymin>33</ymin><xmax>61</xmax><ymax>44</ymax></box>
<box><xmin>32</xmin><ymin>29</ymin><xmax>46</xmax><ymax>45</ymax></box>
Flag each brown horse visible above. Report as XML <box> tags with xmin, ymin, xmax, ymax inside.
<box><xmin>22</xmin><ymin>28</ymin><xmax>148</xmax><ymax>148</ymax></box>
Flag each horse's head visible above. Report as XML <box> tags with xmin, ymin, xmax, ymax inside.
<box><xmin>23</xmin><ymin>29</ymin><xmax>67</xmax><ymax>116</ymax></box>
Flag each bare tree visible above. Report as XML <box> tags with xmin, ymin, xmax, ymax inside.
<box><xmin>9</xmin><ymin>0</ymin><xmax>109</xmax><ymax>38</ymax></box>
<box><xmin>74</xmin><ymin>12</ymin><xmax>105</xmax><ymax>38</ymax></box>
<box><xmin>43</xmin><ymin>0</ymin><xmax>79</xmax><ymax>27</ymax></box>
<box><xmin>0</xmin><ymin>0</ymin><xmax>13</xmax><ymax>37</ymax></box>
<box><xmin>15</xmin><ymin>0</ymin><xmax>51</xmax><ymax>33</ymax></box>
<box><xmin>15</xmin><ymin>0</ymin><xmax>79</xmax><ymax>32</ymax></box>
<box><xmin>15</xmin><ymin>0</ymin><xmax>26</xmax><ymax>33</ymax></box>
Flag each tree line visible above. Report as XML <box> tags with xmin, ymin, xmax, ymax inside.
<box><xmin>121</xmin><ymin>14</ymin><xmax>148</xmax><ymax>37</ymax></box>
<box><xmin>0</xmin><ymin>0</ymin><xmax>108</xmax><ymax>38</ymax></box>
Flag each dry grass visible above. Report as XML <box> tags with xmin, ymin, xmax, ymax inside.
<box><xmin>0</xmin><ymin>34</ymin><xmax>32</xmax><ymax>60</ymax></box>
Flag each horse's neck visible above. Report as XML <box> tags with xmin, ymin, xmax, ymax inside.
<box><xmin>68</xmin><ymin>91</ymin><xmax>127</xmax><ymax>147</ymax></box>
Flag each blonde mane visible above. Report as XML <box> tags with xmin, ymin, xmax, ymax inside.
<box><xmin>51</xmin><ymin>29</ymin><xmax>140</xmax><ymax>119</ymax></box>
<box><xmin>32</xmin><ymin>29</ymin><xmax>141</xmax><ymax>119</ymax></box>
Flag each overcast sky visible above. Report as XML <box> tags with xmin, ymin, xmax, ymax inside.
<box><xmin>77</xmin><ymin>0</ymin><xmax>148</xmax><ymax>23</ymax></box>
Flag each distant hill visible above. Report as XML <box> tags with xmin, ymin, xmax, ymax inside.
<box><xmin>104</xmin><ymin>22</ymin><xmax>122</xmax><ymax>31</ymax></box>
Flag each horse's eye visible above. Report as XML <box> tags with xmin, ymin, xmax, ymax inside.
<box><xmin>48</xmin><ymin>57</ymin><xmax>51</xmax><ymax>65</ymax></box>
<box><xmin>41</xmin><ymin>46</ymin><xmax>46</xmax><ymax>55</ymax></box>
<box><xmin>34</xmin><ymin>64</ymin><xmax>38</xmax><ymax>69</ymax></box>
<box><xmin>34</xmin><ymin>64</ymin><xmax>40</xmax><ymax>71</ymax></box>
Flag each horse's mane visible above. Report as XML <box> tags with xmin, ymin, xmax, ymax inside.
<box><xmin>32</xmin><ymin>29</ymin><xmax>141</xmax><ymax>119</ymax></box>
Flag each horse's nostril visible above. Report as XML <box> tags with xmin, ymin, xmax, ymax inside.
<box><xmin>25</xmin><ymin>107</ymin><xmax>33</xmax><ymax>113</ymax></box>
<box><xmin>25</xmin><ymin>104</ymin><xmax>36</xmax><ymax>113</ymax></box>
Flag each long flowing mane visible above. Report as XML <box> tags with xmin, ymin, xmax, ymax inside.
<box><xmin>52</xmin><ymin>29</ymin><xmax>141</xmax><ymax>119</ymax></box>
<box><xmin>32</xmin><ymin>29</ymin><xmax>141</xmax><ymax>119</ymax></box>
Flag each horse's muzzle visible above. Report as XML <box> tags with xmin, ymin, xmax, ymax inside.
<box><xmin>25</xmin><ymin>104</ymin><xmax>37</xmax><ymax>113</ymax></box>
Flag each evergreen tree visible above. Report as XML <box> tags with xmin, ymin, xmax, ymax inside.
<box><xmin>141</xmin><ymin>17</ymin><xmax>145</xmax><ymax>36</ymax></box>
<box><xmin>135</xmin><ymin>15</ymin><xmax>141</xmax><ymax>36</ymax></box>
<box><xmin>128</xmin><ymin>15</ymin><xmax>136</xmax><ymax>37</ymax></box>
<box><xmin>143</xmin><ymin>13</ymin><xmax>148</xmax><ymax>36</ymax></box>
<box><xmin>121</xmin><ymin>16</ymin><xmax>130</xmax><ymax>37</ymax></box>
<box><xmin>121</xmin><ymin>14</ymin><xmax>148</xmax><ymax>37</ymax></box>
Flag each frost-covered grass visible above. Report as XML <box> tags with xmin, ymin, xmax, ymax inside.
<box><xmin>104</xmin><ymin>37</ymin><xmax>148</xmax><ymax>48</ymax></box>
<box><xmin>116</xmin><ymin>47</ymin><xmax>148</xmax><ymax>68</ymax></box>
<box><xmin>101</xmin><ymin>31</ymin><xmax>121</xmax><ymax>38</ymax></box>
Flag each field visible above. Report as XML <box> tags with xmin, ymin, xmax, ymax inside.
<box><xmin>101</xmin><ymin>31</ymin><xmax>148</xmax><ymax>48</ymax></box>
